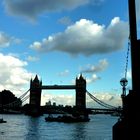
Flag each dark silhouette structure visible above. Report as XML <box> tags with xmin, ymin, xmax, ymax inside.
<box><xmin>113</xmin><ymin>0</ymin><xmax>140</xmax><ymax>139</ymax></box>
<box><xmin>29</xmin><ymin>75</ymin><xmax>42</xmax><ymax>116</ymax></box>
<box><xmin>76</xmin><ymin>74</ymin><xmax>86</xmax><ymax>109</ymax></box>
<box><xmin>29</xmin><ymin>74</ymin><xmax>86</xmax><ymax>116</ymax></box>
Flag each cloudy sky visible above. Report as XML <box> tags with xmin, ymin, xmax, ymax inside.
<box><xmin>0</xmin><ymin>0</ymin><xmax>139</xmax><ymax>107</ymax></box>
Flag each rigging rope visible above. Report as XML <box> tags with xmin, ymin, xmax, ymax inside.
<box><xmin>124</xmin><ymin>38</ymin><xmax>130</xmax><ymax>79</ymax></box>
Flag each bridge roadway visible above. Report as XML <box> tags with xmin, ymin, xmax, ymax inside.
<box><xmin>41</xmin><ymin>85</ymin><xmax>76</xmax><ymax>90</ymax></box>
<box><xmin>87</xmin><ymin>108</ymin><xmax>121</xmax><ymax>113</ymax></box>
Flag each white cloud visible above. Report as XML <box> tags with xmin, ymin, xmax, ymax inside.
<box><xmin>30</xmin><ymin>41</ymin><xmax>42</xmax><ymax>50</ymax></box>
<box><xmin>0</xmin><ymin>31</ymin><xmax>21</xmax><ymax>47</ymax></box>
<box><xmin>80</xmin><ymin>59</ymin><xmax>108</xmax><ymax>84</ymax></box>
<box><xmin>86</xmin><ymin>74</ymin><xmax>101</xmax><ymax>84</ymax></box>
<box><xmin>0</xmin><ymin>53</ymin><xmax>35</xmax><ymax>96</ymax></box>
<box><xmin>81</xmin><ymin>59</ymin><xmax>108</xmax><ymax>73</ymax></box>
<box><xmin>121</xmin><ymin>69</ymin><xmax>131</xmax><ymax>80</ymax></box>
<box><xmin>41</xmin><ymin>91</ymin><xmax>121</xmax><ymax>107</ymax></box>
<box><xmin>42</xmin><ymin>92</ymin><xmax>75</xmax><ymax>106</ymax></box>
<box><xmin>30</xmin><ymin>17</ymin><xmax>128</xmax><ymax>56</ymax></box>
<box><xmin>26</xmin><ymin>55</ymin><xmax>39</xmax><ymax>62</ymax></box>
<box><xmin>126</xmin><ymin>69</ymin><xmax>132</xmax><ymax>79</ymax></box>
<box><xmin>58</xmin><ymin>70</ymin><xmax>69</xmax><ymax>77</ymax></box>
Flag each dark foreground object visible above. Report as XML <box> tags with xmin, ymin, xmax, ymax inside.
<box><xmin>45</xmin><ymin>115</ymin><xmax>90</xmax><ymax>123</ymax></box>
<box><xmin>113</xmin><ymin>91</ymin><xmax>140</xmax><ymax>140</ymax></box>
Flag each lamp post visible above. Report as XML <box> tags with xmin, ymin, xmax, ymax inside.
<box><xmin>120</xmin><ymin>78</ymin><xmax>128</xmax><ymax>117</ymax></box>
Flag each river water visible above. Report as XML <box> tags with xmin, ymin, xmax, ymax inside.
<box><xmin>0</xmin><ymin>114</ymin><xmax>118</xmax><ymax>140</ymax></box>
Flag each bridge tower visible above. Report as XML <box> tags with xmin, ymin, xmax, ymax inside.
<box><xmin>113</xmin><ymin>0</ymin><xmax>140</xmax><ymax>139</ymax></box>
<box><xmin>29</xmin><ymin>75</ymin><xmax>42</xmax><ymax>116</ymax></box>
<box><xmin>75</xmin><ymin>74</ymin><xmax>86</xmax><ymax>109</ymax></box>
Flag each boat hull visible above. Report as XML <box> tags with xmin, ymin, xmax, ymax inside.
<box><xmin>0</xmin><ymin>118</ymin><xmax>7</xmax><ymax>123</ymax></box>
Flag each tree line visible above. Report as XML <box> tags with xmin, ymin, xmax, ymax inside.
<box><xmin>0</xmin><ymin>89</ymin><xmax>22</xmax><ymax>109</ymax></box>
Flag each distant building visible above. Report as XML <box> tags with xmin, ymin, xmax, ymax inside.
<box><xmin>58</xmin><ymin>104</ymin><xmax>63</xmax><ymax>108</ymax></box>
<box><xmin>46</xmin><ymin>100</ymin><xmax>51</xmax><ymax>106</ymax></box>
<box><xmin>53</xmin><ymin>102</ymin><xmax>56</xmax><ymax>106</ymax></box>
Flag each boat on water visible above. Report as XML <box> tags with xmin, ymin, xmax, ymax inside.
<box><xmin>0</xmin><ymin>118</ymin><xmax>7</xmax><ymax>123</ymax></box>
<box><xmin>0</xmin><ymin>93</ymin><xmax>7</xmax><ymax>123</ymax></box>
<box><xmin>45</xmin><ymin>114</ymin><xmax>90</xmax><ymax>123</ymax></box>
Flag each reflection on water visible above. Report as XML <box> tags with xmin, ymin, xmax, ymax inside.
<box><xmin>0</xmin><ymin>114</ymin><xmax>118</xmax><ymax>140</ymax></box>
<box><xmin>71</xmin><ymin>123</ymin><xmax>87</xmax><ymax>140</ymax></box>
<box><xmin>25</xmin><ymin>117</ymin><xmax>41</xmax><ymax>140</ymax></box>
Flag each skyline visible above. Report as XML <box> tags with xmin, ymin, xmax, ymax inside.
<box><xmin>0</xmin><ymin>0</ymin><xmax>140</xmax><ymax>107</ymax></box>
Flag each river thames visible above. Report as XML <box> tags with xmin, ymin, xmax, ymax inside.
<box><xmin>0</xmin><ymin>114</ymin><xmax>118</xmax><ymax>140</ymax></box>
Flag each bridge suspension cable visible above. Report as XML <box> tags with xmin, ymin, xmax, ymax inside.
<box><xmin>86</xmin><ymin>90</ymin><xmax>118</xmax><ymax>109</ymax></box>
<box><xmin>18</xmin><ymin>89</ymin><xmax>30</xmax><ymax>100</ymax></box>
<box><xmin>21</xmin><ymin>95</ymin><xmax>30</xmax><ymax>103</ymax></box>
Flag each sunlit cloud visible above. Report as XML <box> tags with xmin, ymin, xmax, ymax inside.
<box><xmin>26</xmin><ymin>55</ymin><xmax>39</xmax><ymax>62</ymax></box>
<box><xmin>30</xmin><ymin>17</ymin><xmax>128</xmax><ymax>56</ymax></box>
<box><xmin>41</xmin><ymin>91</ymin><xmax>121</xmax><ymax>107</ymax></box>
<box><xmin>126</xmin><ymin>69</ymin><xmax>132</xmax><ymax>79</ymax></box>
<box><xmin>58</xmin><ymin>70</ymin><xmax>70</xmax><ymax>77</ymax></box>
<box><xmin>41</xmin><ymin>92</ymin><xmax>75</xmax><ymax>106</ymax></box>
<box><xmin>0</xmin><ymin>53</ymin><xmax>35</xmax><ymax>96</ymax></box>
<box><xmin>81</xmin><ymin>59</ymin><xmax>108</xmax><ymax>73</ymax></box>
<box><xmin>86</xmin><ymin>74</ymin><xmax>101</xmax><ymax>84</ymax></box>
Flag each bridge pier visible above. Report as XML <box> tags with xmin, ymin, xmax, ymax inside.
<box><xmin>76</xmin><ymin>74</ymin><xmax>86</xmax><ymax>109</ymax></box>
<box><xmin>75</xmin><ymin>74</ymin><xmax>89</xmax><ymax>118</ymax></box>
<box><xmin>28</xmin><ymin>75</ymin><xmax>42</xmax><ymax>116</ymax></box>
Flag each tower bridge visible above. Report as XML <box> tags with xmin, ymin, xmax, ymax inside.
<box><xmin>26</xmin><ymin>74</ymin><xmax>118</xmax><ymax>117</ymax></box>
<box><xmin>28</xmin><ymin>74</ymin><xmax>86</xmax><ymax>116</ymax></box>
<box><xmin>1</xmin><ymin>74</ymin><xmax>118</xmax><ymax>116</ymax></box>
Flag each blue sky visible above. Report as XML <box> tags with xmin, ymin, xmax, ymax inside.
<box><xmin>0</xmin><ymin>0</ymin><xmax>140</xmax><ymax>107</ymax></box>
